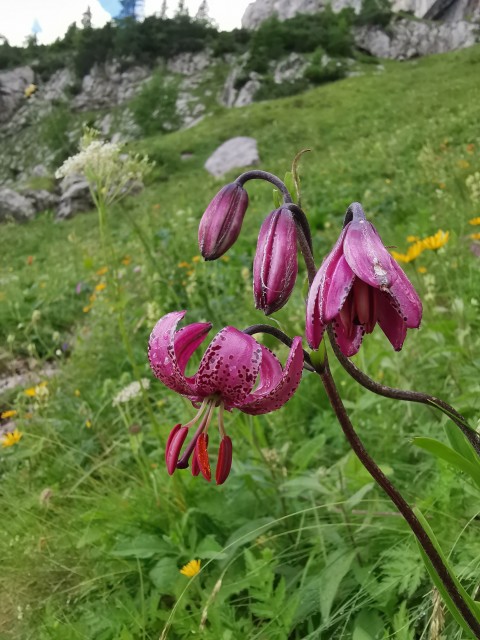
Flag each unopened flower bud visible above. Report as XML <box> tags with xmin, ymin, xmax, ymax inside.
<box><xmin>253</xmin><ymin>208</ymin><xmax>298</xmax><ymax>315</ymax></box>
<box><xmin>198</xmin><ymin>182</ymin><xmax>249</xmax><ymax>260</ymax></box>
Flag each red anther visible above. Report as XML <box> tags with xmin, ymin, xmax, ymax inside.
<box><xmin>191</xmin><ymin>434</ymin><xmax>208</xmax><ymax>476</ymax></box>
<box><xmin>195</xmin><ymin>432</ymin><xmax>211</xmax><ymax>481</ymax></box>
<box><xmin>165</xmin><ymin>425</ymin><xmax>188</xmax><ymax>475</ymax></box>
<box><xmin>216</xmin><ymin>436</ymin><xmax>233</xmax><ymax>485</ymax></box>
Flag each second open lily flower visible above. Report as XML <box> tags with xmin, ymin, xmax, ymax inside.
<box><xmin>149</xmin><ymin>311</ymin><xmax>304</xmax><ymax>484</ymax></box>
<box><xmin>306</xmin><ymin>202</ymin><xmax>422</xmax><ymax>356</ymax></box>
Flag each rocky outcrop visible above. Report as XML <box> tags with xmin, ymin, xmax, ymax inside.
<box><xmin>56</xmin><ymin>175</ymin><xmax>93</xmax><ymax>220</ymax></box>
<box><xmin>241</xmin><ymin>0</ymin><xmax>480</xmax><ymax>25</ymax></box>
<box><xmin>73</xmin><ymin>61</ymin><xmax>150</xmax><ymax>110</ymax></box>
<box><xmin>274</xmin><ymin>53</ymin><xmax>309</xmax><ymax>83</ymax></box>
<box><xmin>204</xmin><ymin>137</ymin><xmax>260</xmax><ymax>177</ymax></box>
<box><xmin>0</xmin><ymin>187</ymin><xmax>35</xmax><ymax>222</ymax></box>
<box><xmin>0</xmin><ymin>66</ymin><xmax>35</xmax><ymax>123</ymax></box>
<box><xmin>354</xmin><ymin>17</ymin><xmax>477</xmax><ymax>58</ymax></box>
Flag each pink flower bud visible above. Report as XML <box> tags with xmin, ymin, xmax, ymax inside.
<box><xmin>198</xmin><ymin>182</ymin><xmax>249</xmax><ymax>260</ymax></box>
<box><xmin>253</xmin><ymin>208</ymin><xmax>298</xmax><ymax>315</ymax></box>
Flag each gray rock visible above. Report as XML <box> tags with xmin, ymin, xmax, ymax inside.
<box><xmin>0</xmin><ymin>187</ymin><xmax>35</xmax><ymax>222</ymax></box>
<box><xmin>0</xmin><ymin>66</ymin><xmax>35</xmax><ymax>123</ymax></box>
<box><xmin>274</xmin><ymin>53</ymin><xmax>308</xmax><ymax>83</ymax></box>
<box><xmin>73</xmin><ymin>61</ymin><xmax>150</xmax><ymax>111</ymax></box>
<box><xmin>56</xmin><ymin>175</ymin><xmax>93</xmax><ymax>220</ymax></box>
<box><xmin>167</xmin><ymin>51</ymin><xmax>212</xmax><ymax>75</ymax></box>
<box><xmin>234</xmin><ymin>75</ymin><xmax>262</xmax><ymax>106</ymax></box>
<box><xmin>31</xmin><ymin>164</ymin><xmax>49</xmax><ymax>178</ymax></box>
<box><xmin>354</xmin><ymin>17</ymin><xmax>477</xmax><ymax>59</ymax></box>
<box><xmin>241</xmin><ymin>0</ymin><xmax>480</xmax><ymax>26</ymax></box>
<box><xmin>204</xmin><ymin>137</ymin><xmax>260</xmax><ymax>177</ymax></box>
<box><xmin>21</xmin><ymin>189</ymin><xmax>59</xmax><ymax>213</ymax></box>
<box><xmin>42</xmin><ymin>68</ymin><xmax>74</xmax><ymax>102</ymax></box>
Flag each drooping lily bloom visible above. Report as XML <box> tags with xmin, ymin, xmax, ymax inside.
<box><xmin>148</xmin><ymin>311</ymin><xmax>304</xmax><ymax>484</ymax></box>
<box><xmin>306</xmin><ymin>202</ymin><xmax>422</xmax><ymax>357</ymax></box>
<box><xmin>198</xmin><ymin>182</ymin><xmax>249</xmax><ymax>260</ymax></box>
<box><xmin>253</xmin><ymin>207</ymin><xmax>298</xmax><ymax>315</ymax></box>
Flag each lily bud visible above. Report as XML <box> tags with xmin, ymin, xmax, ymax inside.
<box><xmin>198</xmin><ymin>182</ymin><xmax>249</xmax><ymax>260</ymax></box>
<box><xmin>253</xmin><ymin>208</ymin><xmax>298</xmax><ymax>315</ymax></box>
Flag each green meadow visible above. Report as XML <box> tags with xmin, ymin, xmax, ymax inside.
<box><xmin>1</xmin><ymin>44</ymin><xmax>480</xmax><ymax>639</ymax></box>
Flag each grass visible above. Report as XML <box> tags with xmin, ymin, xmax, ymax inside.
<box><xmin>1</xmin><ymin>44</ymin><xmax>480</xmax><ymax>639</ymax></box>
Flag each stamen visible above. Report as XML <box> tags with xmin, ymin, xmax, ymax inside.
<box><xmin>177</xmin><ymin>400</ymin><xmax>216</xmax><ymax>468</ymax></box>
<box><xmin>217</xmin><ymin>402</ymin><xmax>226</xmax><ymax>439</ymax></box>
<box><xmin>183</xmin><ymin>398</ymin><xmax>208</xmax><ymax>429</ymax></box>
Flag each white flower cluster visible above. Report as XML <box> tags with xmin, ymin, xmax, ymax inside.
<box><xmin>112</xmin><ymin>378</ymin><xmax>150</xmax><ymax>406</ymax></box>
<box><xmin>466</xmin><ymin>172</ymin><xmax>480</xmax><ymax>202</ymax></box>
<box><xmin>55</xmin><ymin>129</ymin><xmax>153</xmax><ymax>205</ymax></box>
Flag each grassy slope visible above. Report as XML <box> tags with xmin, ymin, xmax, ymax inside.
<box><xmin>0</xmin><ymin>46</ymin><xmax>479</xmax><ymax>639</ymax></box>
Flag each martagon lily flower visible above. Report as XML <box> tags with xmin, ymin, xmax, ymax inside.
<box><xmin>306</xmin><ymin>202</ymin><xmax>422</xmax><ymax>357</ymax></box>
<box><xmin>148</xmin><ymin>311</ymin><xmax>304</xmax><ymax>484</ymax></box>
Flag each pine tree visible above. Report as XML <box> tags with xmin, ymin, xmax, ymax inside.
<box><xmin>160</xmin><ymin>0</ymin><xmax>168</xmax><ymax>18</ymax></box>
<box><xmin>175</xmin><ymin>0</ymin><xmax>188</xmax><ymax>17</ymax></box>
<box><xmin>195</xmin><ymin>0</ymin><xmax>210</xmax><ymax>21</ymax></box>
<box><xmin>81</xmin><ymin>6</ymin><xmax>92</xmax><ymax>29</ymax></box>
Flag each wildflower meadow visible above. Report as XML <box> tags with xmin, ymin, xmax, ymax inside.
<box><xmin>1</xmin><ymin>44</ymin><xmax>480</xmax><ymax>639</ymax></box>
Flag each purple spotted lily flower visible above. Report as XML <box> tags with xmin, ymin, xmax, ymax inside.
<box><xmin>306</xmin><ymin>202</ymin><xmax>422</xmax><ymax>357</ymax></box>
<box><xmin>253</xmin><ymin>207</ymin><xmax>298</xmax><ymax>315</ymax></box>
<box><xmin>149</xmin><ymin>311</ymin><xmax>304</xmax><ymax>484</ymax></box>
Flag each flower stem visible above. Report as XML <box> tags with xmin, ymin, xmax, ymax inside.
<box><xmin>235</xmin><ymin>170</ymin><xmax>293</xmax><ymax>203</ymax></box>
<box><xmin>326</xmin><ymin>326</ymin><xmax>480</xmax><ymax>457</ymax></box>
<box><xmin>319</xmin><ymin>356</ymin><xmax>480</xmax><ymax>638</ymax></box>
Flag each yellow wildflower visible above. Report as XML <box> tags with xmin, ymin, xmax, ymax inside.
<box><xmin>192</xmin><ymin>255</ymin><xmax>201</xmax><ymax>263</ymax></box>
<box><xmin>421</xmin><ymin>230</ymin><xmax>449</xmax><ymax>251</ymax></box>
<box><xmin>96</xmin><ymin>266</ymin><xmax>108</xmax><ymax>276</ymax></box>
<box><xmin>438</xmin><ymin>182</ymin><xmax>446</xmax><ymax>190</ymax></box>
<box><xmin>406</xmin><ymin>235</ymin><xmax>420</xmax><ymax>243</ymax></box>
<box><xmin>74</xmin><ymin>389</ymin><xmax>81</xmax><ymax>397</ymax></box>
<box><xmin>180</xmin><ymin>559</ymin><xmax>201</xmax><ymax>577</ymax></box>
<box><xmin>24</xmin><ymin>387</ymin><xmax>36</xmax><ymax>397</ymax></box>
<box><xmin>1</xmin><ymin>410</ymin><xmax>17</xmax><ymax>419</ymax></box>
<box><xmin>186</xmin><ymin>270</ymin><xmax>194</xmax><ymax>277</ymax></box>
<box><xmin>470</xmin><ymin>233</ymin><xmax>480</xmax><ymax>240</ymax></box>
<box><xmin>83</xmin><ymin>305</ymin><xmax>92</xmax><ymax>313</ymax></box>
<box><xmin>122</xmin><ymin>255</ymin><xmax>132</xmax><ymax>266</ymax></box>
<box><xmin>391</xmin><ymin>241</ymin><xmax>424</xmax><ymax>263</ymax></box>
<box><xmin>417</xmin><ymin>266</ymin><xmax>427</xmax><ymax>274</ymax></box>
<box><xmin>85</xmin><ymin>420</ymin><xmax>92</xmax><ymax>429</ymax></box>
<box><xmin>469</xmin><ymin>217</ymin><xmax>480</xmax><ymax>225</ymax></box>
<box><xmin>2</xmin><ymin>429</ymin><xmax>22</xmax><ymax>447</ymax></box>
<box><xmin>24</xmin><ymin>83</ymin><xmax>37</xmax><ymax>98</ymax></box>
<box><xmin>95</xmin><ymin>282</ymin><xmax>106</xmax><ymax>292</ymax></box>
<box><xmin>89</xmin><ymin>294</ymin><xmax>97</xmax><ymax>303</ymax></box>
<box><xmin>457</xmin><ymin>160</ymin><xmax>470</xmax><ymax>169</ymax></box>
<box><xmin>178</xmin><ymin>261</ymin><xmax>190</xmax><ymax>269</ymax></box>
<box><xmin>221</xmin><ymin>255</ymin><xmax>230</xmax><ymax>262</ymax></box>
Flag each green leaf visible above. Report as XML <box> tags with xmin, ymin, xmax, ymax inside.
<box><xmin>110</xmin><ymin>534</ymin><xmax>171</xmax><ymax>558</ymax></box>
<box><xmin>319</xmin><ymin>550</ymin><xmax>357</xmax><ymax>622</ymax></box>
<box><xmin>149</xmin><ymin>557</ymin><xmax>180</xmax><ymax>594</ymax></box>
<box><xmin>444</xmin><ymin>421</ymin><xmax>478</xmax><ymax>463</ymax></box>
<box><xmin>353</xmin><ymin>610</ymin><xmax>385</xmax><ymax>640</ymax></box>
<box><xmin>273</xmin><ymin>188</ymin><xmax>282</xmax><ymax>208</ymax></box>
<box><xmin>196</xmin><ymin>534</ymin><xmax>227</xmax><ymax>559</ymax></box>
<box><xmin>413</xmin><ymin>437</ymin><xmax>480</xmax><ymax>488</ymax></box>
<box><xmin>414</xmin><ymin>507</ymin><xmax>480</xmax><ymax>638</ymax></box>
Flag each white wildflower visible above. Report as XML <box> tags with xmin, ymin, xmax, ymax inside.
<box><xmin>55</xmin><ymin>128</ymin><xmax>153</xmax><ymax>205</ymax></box>
<box><xmin>112</xmin><ymin>379</ymin><xmax>150</xmax><ymax>406</ymax></box>
<box><xmin>466</xmin><ymin>172</ymin><xmax>480</xmax><ymax>202</ymax></box>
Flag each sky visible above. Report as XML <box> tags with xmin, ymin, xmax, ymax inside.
<box><xmin>0</xmin><ymin>0</ymin><xmax>254</xmax><ymax>46</ymax></box>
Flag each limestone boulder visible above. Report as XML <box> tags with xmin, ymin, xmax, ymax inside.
<box><xmin>0</xmin><ymin>187</ymin><xmax>36</xmax><ymax>222</ymax></box>
<box><xmin>0</xmin><ymin>66</ymin><xmax>35</xmax><ymax>123</ymax></box>
<box><xmin>204</xmin><ymin>137</ymin><xmax>260</xmax><ymax>178</ymax></box>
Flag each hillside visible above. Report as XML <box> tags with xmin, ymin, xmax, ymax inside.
<box><xmin>0</xmin><ymin>44</ymin><xmax>479</xmax><ymax>638</ymax></box>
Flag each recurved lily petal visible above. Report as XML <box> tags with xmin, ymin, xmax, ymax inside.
<box><xmin>195</xmin><ymin>327</ymin><xmax>262</xmax><ymax>407</ymax></box>
<box><xmin>343</xmin><ymin>204</ymin><xmax>398</xmax><ymax>290</ymax></box>
<box><xmin>198</xmin><ymin>182</ymin><xmax>249</xmax><ymax>260</ymax></box>
<box><xmin>175</xmin><ymin>322</ymin><xmax>213</xmax><ymax>375</ymax></box>
<box><xmin>253</xmin><ymin>208</ymin><xmax>298</xmax><ymax>315</ymax></box>
<box><xmin>306</xmin><ymin>227</ymin><xmax>353</xmax><ymax>349</ymax></box>
<box><xmin>376</xmin><ymin>290</ymin><xmax>408</xmax><ymax>351</ymax></box>
<box><xmin>251</xmin><ymin>345</ymin><xmax>283</xmax><ymax>398</ymax></box>
<box><xmin>149</xmin><ymin>311</ymin><xmax>200</xmax><ymax>397</ymax></box>
<box><xmin>240</xmin><ymin>336</ymin><xmax>303</xmax><ymax>415</ymax></box>
<box><xmin>389</xmin><ymin>261</ymin><xmax>423</xmax><ymax>329</ymax></box>
<box><xmin>332</xmin><ymin>310</ymin><xmax>364</xmax><ymax>357</ymax></box>
<box><xmin>216</xmin><ymin>436</ymin><xmax>233</xmax><ymax>485</ymax></box>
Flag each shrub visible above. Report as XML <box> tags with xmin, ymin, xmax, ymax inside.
<box><xmin>304</xmin><ymin>48</ymin><xmax>347</xmax><ymax>85</ymax></box>
<box><xmin>356</xmin><ymin>0</ymin><xmax>393</xmax><ymax>27</ymax></box>
<box><xmin>130</xmin><ymin>72</ymin><xmax>180</xmax><ymax>136</ymax></box>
